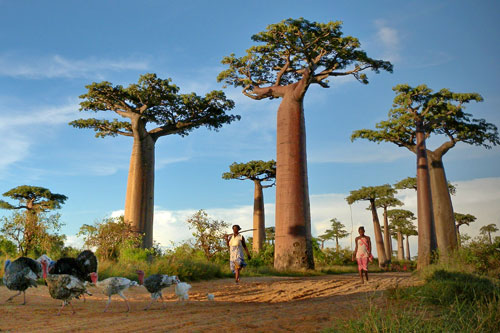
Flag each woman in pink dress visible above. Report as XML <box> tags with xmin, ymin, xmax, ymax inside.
<box><xmin>352</xmin><ymin>226</ymin><xmax>372</xmax><ymax>284</ymax></box>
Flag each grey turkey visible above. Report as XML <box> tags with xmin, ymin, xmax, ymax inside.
<box><xmin>41</xmin><ymin>260</ymin><xmax>90</xmax><ymax>315</ymax></box>
<box><xmin>90</xmin><ymin>272</ymin><xmax>139</xmax><ymax>312</ymax></box>
<box><xmin>136</xmin><ymin>270</ymin><xmax>179</xmax><ymax>310</ymax></box>
<box><xmin>47</xmin><ymin>250</ymin><xmax>98</xmax><ymax>301</ymax></box>
<box><xmin>3</xmin><ymin>256</ymin><xmax>43</xmax><ymax>305</ymax></box>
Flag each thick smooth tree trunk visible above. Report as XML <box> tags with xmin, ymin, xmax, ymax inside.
<box><xmin>274</xmin><ymin>90</ymin><xmax>314</xmax><ymax>270</ymax></box>
<box><xmin>370</xmin><ymin>200</ymin><xmax>387</xmax><ymax>268</ymax></box>
<box><xmin>416</xmin><ymin>121</ymin><xmax>436</xmax><ymax>269</ymax></box>
<box><xmin>405</xmin><ymin>236</ymin><xmax>411</xmax><ymax>260</ymax></box>
<box><xmin>124</xmin><ymin>134</ymin><xmax>156</xmax><ymax>249</ymax></box>
<box><xmin>427</xmin><ymin>151</ymin><xmax>458</xmax><ymax>259</ymax></box>
<box><xmin>252</xmin><ymin>180</ymin><xmax>266</xmax><ymax>253</ymax></box>
<box><xmin>383</xmin><ymin>207</ymin><xmax>392</xmax><ymax>262</ymax></box>
<box><xmin>397</xmin><ymin>231</ymin><xmax>404</xmax><ymax>260</ymax></box>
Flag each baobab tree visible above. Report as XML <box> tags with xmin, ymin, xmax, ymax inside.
<box><xmin>218</xmin><ymin>18</ymin><xmax>392</xmax><ymax>270</ymax></box>
<box><xmin>374</xmin><ymin>196</ymin><xmax>403</xmax><ymax>263</ymax></box>
<box><xmin>326</xmin><ymin>218</ymin><xmax>349</xmax><ymax>252</ymax></box>
<box><xmin>0</xmin><ymin>186</ymin><xmax>67</xmax><ymax>255</ymax></box>
<box><xmin>395</xmin><ymin>176</ymin><xmax>456</xmax><ymax>195</ymax></box>
<box><xmin>346</xmin><ymin>185</ymin><xmax>395</xmax><ymax>268</ymax></box>
<box><xmin>387</xmin><ymin>209</ymin><xmax>416</xmax><ymax>260</ymax></box>
<box><xmin>222</xmin><ymin>160</ymin><xmax>276</xmax><ymax>253</ymax></box>
<box><xmin>401</xmin><ymin>222</ymin><xmax>418</xmax><ymax>261</ymax></box>
<box><xmin>352</xmin><ymin>84</ymin><xmax>498</xmax><ymax>267</ymax></box>
<box><xmin>454</xmin><ymin>212</ymin><xmax>476</xmax><ymax>247</ymax></box>
<box><xmin>480</xmin><ymin>224</ymin><xmax>498</xmax><ymax>244</ymax></box>
<box><xmin>317</xmin><ymin>232</ymin><xmax>332</xmax><ymax>250</ymax></box>
<box><xmin>70</xmin><ymin>74</ymin><xmax>237</xmax><ymax>248</ymax></box>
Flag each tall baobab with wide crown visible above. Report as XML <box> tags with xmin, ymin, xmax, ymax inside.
<box><xmin>352</xmin><ymin>84</ymin><xmax>498</xmax><ymax>268</ymax></box>
<box><xmin>218</xmin><ymin>18</ymin><xmax>392</xmax><ymax>270</ymax></box>
<box><xmin>70</xmin><ymin>74</ymin><xmax>238</xmax><ymax>248</ymax></box>
<box><xmin>346</xmin><ymin>185</ymin><xmax>396</xmax><ymax>268</ymax></box>
<box><xmin>222</xmin><ymin>160</ymin><xmax>276</xmax><ymax>253</ymax></box>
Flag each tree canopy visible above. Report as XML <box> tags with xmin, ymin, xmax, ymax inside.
<box><xmin>394</xmin><ymin>176</ymin><xmax>457</xmax><ymax>195</ymax></box>
<box><xmin>387</xmin><ymin>209</ymin><xmax>416</xmax><ymax>230</ymax></box>
<box><xmin>351</xmin><ymin>84</ymin><xmax>499</xmax><ymax>154</ymax></box>
<box><xmin>346</xmin><ymin>184</ymin><xmax>396</xmax><ymax>205</ymax></box>
<box><xmin>0</xmin><ymin>185</ymin><xmax>67</xmax><ymax>211</ymax></box>
<box><xmin>217</xmin><ymin>18</ymin><xmax>392</xmax><ymax>99</ymax></box>
<box><xmin>454</xmin><ymin>213</ymin><xmax>476</xmax><ymax>228</ymax></box>
<box><xmin>185</xmin><ymin>210</ymin><xmax>229</xmax><ymax>261</ymax></box>
<box><xmin>70</xmin><ymin>73</ymin><xmax>238</xmax><ymax>139</ymax></box>
<box><xmin>222</xmin><ymin>160</ymin><xmax>276</xmax><ymax>184</ymax></box>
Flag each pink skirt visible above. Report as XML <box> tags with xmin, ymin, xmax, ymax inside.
<box><xmin>357</xmin><ymin>257</ymin><xmax>368</xmax><ymax>271</ymax></box>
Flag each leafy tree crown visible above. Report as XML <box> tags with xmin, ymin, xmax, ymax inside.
<box><xmin>70</xmin><ymin>73</ymin><xmax>238</xmax><ymax>139</ymax></box>
<box><xmin>222</xmin><ymin>160</ymin><xmax>276</xmax><ymax>183</ymax></box>
<box><xmin>0</xmin><ymin>185</ymin><xmax>67</xmax><ymax>211</ymax></box>
<box><xmin>217</xmin><ymin>18</ymin><xmax>392</xmax><ymax>99</ymax></box>
<box><xmin>346</xmin><ymin>184</ymin><xmax>396</xmax><ymax>205</ymax></box>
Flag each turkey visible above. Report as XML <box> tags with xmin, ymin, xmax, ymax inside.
<box><xmin>175</xmin><ymin>282</ymin><xmax>191</xmax><ymax>301</ymax></box>
<box><xmin>90</xmin><ymin>272</ymin><xmax>138</xmax><ymax>312</ymax></box>
<box><xmin>136</xmin><ymin>270</ymin><xmax>179</xmax><ymax>310</ymax></box>
<box><xmin>41</xmin><ymin>260</ymin><xmax>90</xmax><ymax>315</ymax></box>
<box><xmin>48</xmin><ymin>250</ymin><xmax>98</xmax><ymax>301</ymax></box>
<box><xmin>3</xmin><ymin>257</ymin><xmax>43</xmax><ymax>305</ymax></box>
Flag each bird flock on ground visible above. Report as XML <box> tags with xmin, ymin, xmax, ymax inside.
<box><xmin>2</xmin><ymin>251</ymin><xmax>196</xmax><ymax>315</ymax></box>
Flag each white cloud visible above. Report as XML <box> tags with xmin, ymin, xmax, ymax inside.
<box><xmin>374</xmin><ymin>20</ymin><xmax>401</xmax><ymax>63</ymax></box>
<box><xmin>98</xmin><ymin>177</ymin><xmax>500</xmax><ymax>259</ymax></box>
<box><xmin>0</xmin><ymin>54</ymin><xmax>149</xmax><ymax>79</ymax></box>
<box><xmin>0</xmin><ymin>101</ymin><xmax>79</xmax><ymax>174</ymax></box>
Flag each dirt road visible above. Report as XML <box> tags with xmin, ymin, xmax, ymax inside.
<box><xmin>0</xmin><ymin>272</ymin><xmax>419</xmax><ymax>332</ymax></box>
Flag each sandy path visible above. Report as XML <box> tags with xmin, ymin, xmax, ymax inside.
<box><xmin>0</xmin><ymin>272</ymin><xmax>419</xmax><ymax>332</ymax></box>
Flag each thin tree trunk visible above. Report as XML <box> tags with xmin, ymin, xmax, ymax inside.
<box><xmin>488</xmin><ymin>232</ymin><xmax>492</xmax><ymax>244</ymax></box>
<box><xmin>383</xmin><ymin>207</ymin><xmax>391</xmax><ymax>262</ymax></box>
<box><xmin>274</xmin><ymin>89</ymin><xmax>314</xmax><ymax>270</ymax></box>
<box><xmin>336</xmin><ymin>237</ymin><xmax>339</xmax><ymax>252</ymax></box>
<box><xmin>370</xmin><ymin>200</ymin><xmax>387</xmax><ymax>268</ymax></box>
<box><xmin>252</xmin><ymin>180</ymin><xmax>266</xmax><ymax>253</ymax></box>
<box><xmin>427</xmin><ymin>151</ymin><xmax>458</xmax><ymax>259</ymax></box>
<box><xmin>124</xmin><ymin>133</ymin><xmax>156</xmax><ymax>249</ymax></box>
<box><xmin>405</xmin><ymin>235</ymin><xmax>411</xmax><ymax>260</ymax></box>
<box><xmin>456</xmin><ymin>225</ymin><xmax>461</xmax><ymax>248</ymax></box>
<box><xmin>397</xmin><ymin>231</ymin><xmax>404</xmax><ymax>260</ymax></box>
<box><xmin>416</xmin><ymin>121</ymin><xmax>436</xmax><ymax>269</ymax></box>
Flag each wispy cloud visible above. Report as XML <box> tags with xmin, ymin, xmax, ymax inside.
<box><xmin>0</xmin><ymin>54</ymin><xmax>150</xmax><ymax>79</ymax></box>
<box><xmin>374</xmin><ymin>19</ymin><xmax>401</xmax><ymax>63</ymax></box>
<box><xmin>0</xmin><ymin>100</ymin><xmax>79</xmax><ymax>174</ymax></box>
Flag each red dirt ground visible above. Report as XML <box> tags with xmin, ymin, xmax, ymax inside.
<box><xmin>0</xmin><ymin>272</ymin><xmax>419</xmax><ymax>332</ymax></box>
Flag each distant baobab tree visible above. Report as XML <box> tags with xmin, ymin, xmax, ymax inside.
<box><xmin>222</xmin><ymin>160</ymin><xmax>276</xmax><ymax>253</ymax></box>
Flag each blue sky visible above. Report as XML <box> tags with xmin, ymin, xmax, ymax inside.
<box><xmin>0</xmin><ymin>1</ymin><xmax>499</xmax><ymax>255</ymax></box>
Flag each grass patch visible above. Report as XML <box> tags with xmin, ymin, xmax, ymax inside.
<box><xmin>326</xmin><ymin>269</ymin><xmax>500</xmax><ymax>333</ymax></box>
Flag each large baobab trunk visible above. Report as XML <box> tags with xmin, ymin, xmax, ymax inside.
<box><xmin>383</xmin><ymin>207</ymin><xmax>392</xmax><ymax>262</ymax></box>
<box><xmin>369</xmin><ymin>201</ymin><xmax>387</xmax><ymax>268</ymax></box>
<box><xmin>274</xmin><ymin>89</ymin><xmax>314</xmax><ymax>270</ymax></box>
<box><xmin>252</xmin><ymin>180</ymin><xmax>266</xmax><ymax>253</ymax></box>
<box><xmin>405</xmin><ymin>235</ymin><xmax>411</xmax><ymax>260</ymax></box>
<box><xmin>427</xmin><ymin>151</ymin><xmax>458</xmax><ymax>258</ymax></box>
<box><xmin>415</xmin><ymin>122</ymin><xmax>436</xmax><ymax>269</ymax></box>
<box><xmin>124</xmin><ymin>130</ymin><xmax>156</xmax><ymax>249</ymax></box>
<box><xmin>397</xmin><ymin>231</ymin><xmax>404</xmax><ymax>260</ymax></box>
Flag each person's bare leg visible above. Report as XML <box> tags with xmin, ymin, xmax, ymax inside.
<box><xmin>235</xmin><ymin>268</ymin><xmax>240</xmax><ymax>283</ymax></box>
<box><xmin>364</xmin><ymin>270</ymin><xmax>369</xmax><ymax>282</ymax></box>
<box><xmin>358</xmin><ymin>270</ymin><xmax>364</xmax><ymax>284</ymax></box>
